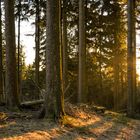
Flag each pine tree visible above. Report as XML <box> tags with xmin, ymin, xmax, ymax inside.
<box><xmin>127</xmin><ymin>0</ymin><xmax>136</xmax><ymax>117</ymax></box>
<box><xmin>35</xmin><ymin>0</ymin><xmax>40</xmax><ymax>86</ymax></box>
<box><xmin>39</xmin><ymin>0</ymin><xmax>65</xmax><ymax>120</ymax></box>
<box><xmin>4</xmin><ymin>0</ymin><xmax>19</xmax><ymax>108</ymax></box>
<box><xmin>0</xmin><ymin>0</ymin><xmax>3</xmax><ymax>104</ymax></box>
<box><xmin>78</xmin><ymin>0</ymin><xmax>86</xmax><ymax>103</ymax></box>
<box><xmin>62</xmin><ymin>0</ymin><xmax>68</xmax><ymax>92</ymax></box>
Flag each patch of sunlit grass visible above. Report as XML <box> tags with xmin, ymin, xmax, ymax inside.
<box><xmin>63</xmin><ymin>114</ymin><xmax>101</xmax><ymax>128</ymax></box>
<box><xmin>104</xmin><ymin>111</ymin><xmax>129</xmax><ymax>125</ymax></box>
<box><xmin>0</xmin><ymin>112</ymin><xmax>7</xmax><ymax>120</ymax></box>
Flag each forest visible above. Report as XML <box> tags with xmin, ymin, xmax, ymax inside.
<box><xmin>0</xmin><ymin>0</ymin><xmax>140</xmax><ymax>139</ymax></box>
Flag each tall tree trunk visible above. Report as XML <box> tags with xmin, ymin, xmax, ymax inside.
<box><xmin>114</xmin><ymin>50</ymin><xmax>120</xmax><ymax>111</ymax></box>
<box><xmin>39</xmin><ymin>0</ymin><xmax>65</xmax><ymax>120</ymax></box>
<box><xmin>4</xmin><ymin>0</ymin><xmax>19</xmax><ymax>108</ymax></box>
<box><xmin>0</xmin><ymin>0</ymin><xmax>3</xmax><ymax>104</ymax></box>
<box><xmin>78</xmin><ymin>0</ymin><xmax>86</xmax><ymax>103</ymax></box>
<box><xmin>132</xmin><ymin>0</ymin><xmax>136</xmax><ymax>113</ymax></box>
<box><xmin>17</xmin><ymin>0</ymin><xmax>21</xmax><ymax>101</ymax></box>
<box><xmin>99</xmin><ymin>41</ymin><xmax>103</xmax><ymax>94</ymax></box>
<box><xmin>62</xmin><ymin>0</ymin><xmax>68</xmax><ymax>92</ymax></box>
<box><xmin>99</xmin><ymin>9</ymin><xmax>103</xmax><ymax>98</ymax></box>
<box><xmin>35</xmin><ymin>0</ymin><xmax>40</xmax><ymax>86</ymax></box>
<box><xmin>113</xmin><ymin>1</ymin><xmax>121</xmax><ymax>111</ymax></box>
<box><xmin>127</xmin><ymin>0</ymin><xmax>136</xmax><ymax>117</ymax></box>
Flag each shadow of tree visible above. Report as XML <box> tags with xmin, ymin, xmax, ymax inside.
<box><xmin>0</xmin><ymin>110</ymin><xmax>135</xmax><ymax>140</ymax></box>
<box><xmin>50</xmin><ymin>117</ymin><xmax>129</xmax><ymax>140</ymax></box>
<box><xmin>0</xmin><ymin>116</ymin><xmax>58</xmax><ymax>139</ymax></box>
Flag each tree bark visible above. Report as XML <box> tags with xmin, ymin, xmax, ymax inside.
<box><xmin>35</xmin><ymin>0</ymin><xmax>40</xmax><ymax>86</ymax></box>
<box><xmin>4</xmin><ymin>0</ymin><xmax>19</xmax><ymax>108</ymax></box>
<box><xmin>114</xmin><ymin>48</ymin><xmax>120</xmax><ymax>111</ymax></box>
<box><xmin>62</xmin><ymin>0</ymin><xmax>68</xmax><ymax>92</ymax></box>
<box><xmin>0</xmin><ymin>0</ymin><xmax>3</xmax><ymax>104</ymax></box>
<box><xmin>78</xmin><ymin>0</ymin><xmax>86</xmax><ymax>103</ymax></box>
<box><xmin>127</xmin><ymin>0</ymin><xmax>136</xmax><ymax>117</ymax></box>
<box><xmin>17</xmin><ymin>0</ymin><xmax>21</xmax><ymax>101</ymax></box>
<box><xmin>39</xmin><ymin>0</ymin><xmax>65</xmax><ymax>120</ymax></box>
<box><xmin>132</xmin><ymin>0</ymin><xmax>136</xmax><ymax>113</ymax></box>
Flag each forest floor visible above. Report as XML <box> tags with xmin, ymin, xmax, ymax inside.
<box><xmin>0</xmin><ymin>103</ymin><xmax>140</xmax><ymax>140</ymax></box>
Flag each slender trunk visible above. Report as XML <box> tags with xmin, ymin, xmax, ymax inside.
<box><xmin>113</xmin><ymin>3</ymin><xmax>121</xmax><ymax>111</ymax></box>
<box><xmin>99</xmin><ymin>44</ymin><xmax>103</xmax><ymax>94</ymax></box>
<box><xmin>132</xmin><ymin>0</ymin><xmax>136</xmax><ymax>112</ymax></box>
<box><xmin>127</xmin><ymin>0</ymin><xmax>135</xmax><ymax>117</ymax></box>
<box><xmin>78</xmin><ymin>0</ymin><xmax>86</xmax><ymax>103</ymax></box>
<box><xmin>4</xmin><ymin>0</ymin><xmax>19</xmax><ymax>108</ymax></box>
<box><xmin>17</xmin><ymin>0</ymin><xmax>21</xmax><ymax>101</ymax></box>
<box><xmin>35</xmin><ymin>0</ymin><xmax>40</xmax><ymax>86</ymax></box>
<box><xmin>59</xmin><ymin>0</ymin><xmax>65</xmax><ymax>116</ymax></box>
<box><xmin>99</xmin><ymin>9</ymin><xmax>103</xmax><ymax>96</ymax></box>
<box><xmin>114</xmin><ymin>43</ymin><xmax>120</xmax><ymax>111</ymax></box>
<box><xmin>62</xmin><ymin>0</ymin><xmax>68</xmax><ymax>92</ymax></box>
<box><xmin>112</xmin><ymin>1</ymin><xmax>127</xmax><ymax>111</ymax></box>
<box><xmin>0</xmin><ymin>0</ymin><xmax>3</xmax><ymax>103</ymax></box>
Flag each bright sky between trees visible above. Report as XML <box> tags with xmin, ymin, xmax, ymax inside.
<box><xmin>15</xmin><ymin>17</ymin><xmax>35</xmax><ymax>65</ymax></box>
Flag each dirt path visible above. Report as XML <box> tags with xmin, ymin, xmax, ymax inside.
<box><xmin>0</xmin><ymin>104</ymin><xmax>140</xmax><ymax>140</ymax></box>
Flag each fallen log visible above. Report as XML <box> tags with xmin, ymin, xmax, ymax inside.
<box><xmin>91</xmin><ymin>105</ymin><xmax>106</xmax><ymax>113</ymax></box>
<box><xmin>20</xmin><ymin>99</ymin><xmax>44</xmax><ymax>108</ymax></box>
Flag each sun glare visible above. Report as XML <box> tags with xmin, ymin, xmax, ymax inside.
<box><xmin>136</xmin><ymin>32</ymin><xmax>140</xmax><ymax>81</ymax></box>
<box><xmin>137</xmin><ymin>59</ymin><xmax>140</xmax><ymax>81</ymax></box>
